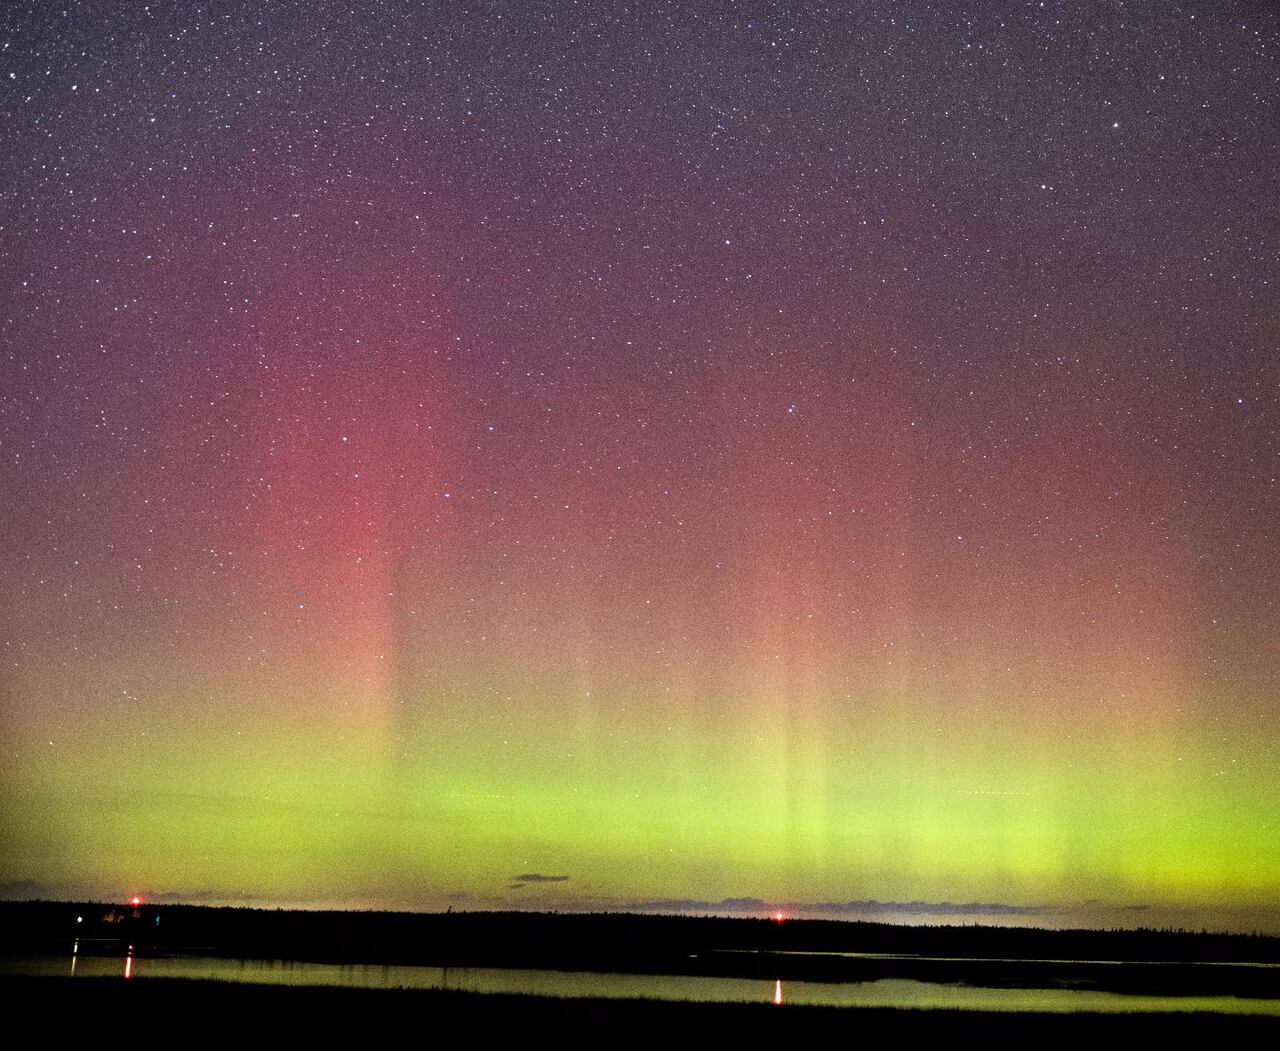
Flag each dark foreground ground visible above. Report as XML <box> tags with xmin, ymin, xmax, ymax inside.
<box><xmin>6</xmin><ymin>976</ymin><xmax>1279</xmax><ymax>1042</ymax></box>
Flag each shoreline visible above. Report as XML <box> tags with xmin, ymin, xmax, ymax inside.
<box><xmin>4</xmin><ymin>900</ymin><xmax>1278</xmax><ymax>1001</ymax></box>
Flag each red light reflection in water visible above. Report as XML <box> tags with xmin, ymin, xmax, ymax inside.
<box><xmin>774</xmin><ymin>979</ymin><xmax>783</xmax><ymax>1005</ymax></box>
<box><xmin>124</xmin><ymin>946</ymin><xmax>134</xmax><ymax>979</ymax></box>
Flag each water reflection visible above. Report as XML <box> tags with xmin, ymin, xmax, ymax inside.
<box><xmin>5</xmin><ymin>955</ymin><xmax>1278</xmax><ymax>1016</ymax></box>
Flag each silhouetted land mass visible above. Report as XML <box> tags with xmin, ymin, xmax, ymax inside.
<box><xmin>3</xmin><ymin>901</ymin><xmax>1278</xmax><ymax>999</ymax></box>
<box><xmin>4</xmin><ymin>976</ymin><xmax>1278</xmax><ymax>1040</ymax></box>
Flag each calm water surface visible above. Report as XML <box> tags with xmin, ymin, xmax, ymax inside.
<box><xmin>4</xmin><ymin>953</ymin><xmax>1279</xmax><ymax>1015</ymax></box>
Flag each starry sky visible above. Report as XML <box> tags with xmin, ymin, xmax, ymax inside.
<box><xmin>1</xmin><ymin>1</ymin><xmax>1278</xmax><ymax>931</ymax></box>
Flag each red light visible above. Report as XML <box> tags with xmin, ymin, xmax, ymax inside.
<box><xmin>774</xmin><ymin>911</ymin><xmax>784</xmax><ymax>923</ymax></box>
<box><xmin>130</xmin><ymin>896</ymin><xmax>142</xmax><ymax>907</ymax></box>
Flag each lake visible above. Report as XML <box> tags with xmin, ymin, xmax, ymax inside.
<box><xmin>4</xmin><ymin>952</ymin><xmax>1279</xmax><ymax>1015</ymax></box>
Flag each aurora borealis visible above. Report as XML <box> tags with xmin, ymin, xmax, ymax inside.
<box><xmin>1</xmin><ymin>1</ymin><xmax>1277</xmax><ymax>932</ymax></box>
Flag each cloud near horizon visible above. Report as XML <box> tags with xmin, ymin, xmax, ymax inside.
<box><xmin>627</xmin><ymin>897</ymin><xmax>1048</xmax><ymax>917</ymax></box>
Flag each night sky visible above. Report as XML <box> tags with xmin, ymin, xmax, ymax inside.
<box><xmin>2</xmin><ymin>2</ymin><xmax>1277</xmax><ymax>931</ymax></box>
